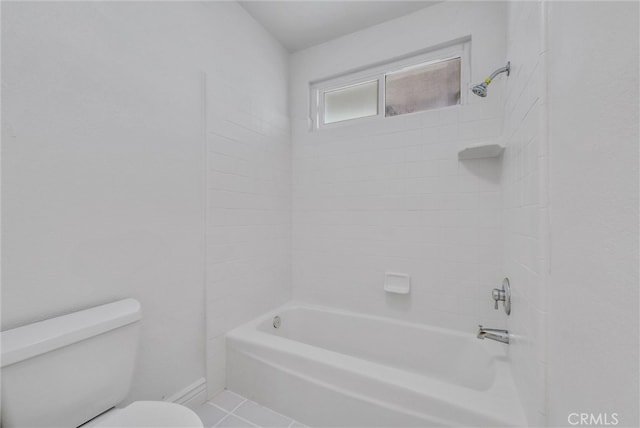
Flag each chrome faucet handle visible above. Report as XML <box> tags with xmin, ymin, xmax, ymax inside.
<box><xmin>490</xmin><ymin>278</ymin><xmax>511</xmax><ymax>315</ymax></box>
<box><xmin>492</xmin><ymin>288</ymin><xmax>504</xmax><ymax>310</ymax></box>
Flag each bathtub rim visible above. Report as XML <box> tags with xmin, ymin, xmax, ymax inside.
<box><xmin>237</xmin><ymin>301</ymin><xmax>507</xmax><ymax>353</ymax></box>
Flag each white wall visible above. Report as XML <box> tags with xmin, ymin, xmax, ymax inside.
<box><xmin>204</xmin><ymin>36</ymin><xmax>291</xmax><ymax>396</ymax></box>
<box><xmin>502</xmin><ymin>1</ymin><xmax>548</xmax><ymax>425</ymax></box>
<box><xmin>289</xmin><ymin>1</ymin><xmax>508</xmax><ymax>331</ymax></box>
<box><xmin>546</xmin><ymin>2</ymin><xmax>639</xmax><ymax>426</ymax></box>
<box><xmin>502</xmin><ymin>2</ymin><xmax>640</xmax><ymax>426</ymax></box>
<box><xmin>1</xmin><ymin>0</ymin><xmax>287</xmax><ymax>404</ymax></box>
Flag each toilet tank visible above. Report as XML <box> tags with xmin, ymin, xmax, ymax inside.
<box><xmin>1</xmin><ymin>299</ymin><xmax>142</xmax><ymax>428</ymax></box>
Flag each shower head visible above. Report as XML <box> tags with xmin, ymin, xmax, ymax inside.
<box><xmin>472</xmin><ymin>82</ymin><xmax>488</xmax><ymax>97</ymax></box>
<box><xmin>471</xmin><ymin>61</ymin><xmax>510</xmax><ymax>97</ymax></box>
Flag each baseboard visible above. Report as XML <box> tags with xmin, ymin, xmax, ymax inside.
<box><xmin>165</xmin><ymin>377</ymin><xmax>207</xmax><ymax>410</ymax></box>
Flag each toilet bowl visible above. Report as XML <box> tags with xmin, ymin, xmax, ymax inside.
<box><xmin>86</xmin><ymin>401</ymin><xmax>202</xmax><ymax>428</ymax></box>
<box><xmin>1</xmin><ymin>299</ymin><xmax>203</xmax><ymax>428</ymax></box>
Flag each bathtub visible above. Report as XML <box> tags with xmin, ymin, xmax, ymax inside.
<box><xmin>226</xmin><ymin>304</ymin><xmax>526</xmax><ymax>427</ymax></box>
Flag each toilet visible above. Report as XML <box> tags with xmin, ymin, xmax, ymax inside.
<box><xmin>0</xmin><ymin>299</ymin><xmax>203</xmax><ymax>428</ymax></box>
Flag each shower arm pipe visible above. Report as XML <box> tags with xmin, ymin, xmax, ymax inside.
<box><xmin>483</xmin><ymin>61</ymin><xmax>511</xmax><ymax>85</ymax></box>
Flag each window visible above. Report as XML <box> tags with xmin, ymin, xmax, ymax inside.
<box><xmin>385</xmin><ymin>58</ymin><xmax>461</xmax><ymax>117</ymax></box>
<box><xmin>310</xmin><ymin>40</ymin><xmax>469</xmax><ymax>129</ymax></box>
<box><xmin>324</xmin><ymin>80</ymin><xmax>378</xmax><ymax>124</ymax></box>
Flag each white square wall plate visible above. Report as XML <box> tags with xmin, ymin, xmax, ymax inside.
<box><xmin>383</xmin><ymin>272</ymin><xmax>411</xmax><ymax>294</ymax></box>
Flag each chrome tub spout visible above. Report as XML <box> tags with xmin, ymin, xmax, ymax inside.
<box><xmin>477</xmin><ymin>325</ymin><xmax>510</xmax><ymax>344</ymax></box>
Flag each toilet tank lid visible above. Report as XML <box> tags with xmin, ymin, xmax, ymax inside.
<box><xmin>1</xmin><ymin>298</ymin><xmax>141</xmax><ymax>368</ymax></box>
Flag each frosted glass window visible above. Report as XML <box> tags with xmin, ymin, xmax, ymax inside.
<box><xmin>324</xmin><ymin>80</ymin><xmax>378</xmax><ymax>124</ymax></box>
<box><xmin>385</xmin><ymin>57</ymin><xmax>461</xmax><ymax>117</ymax></box>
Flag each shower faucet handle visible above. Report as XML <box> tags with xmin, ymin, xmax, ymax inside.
<box><xmin>491</xmin><ymin>278</ymin><xmax>512</xmax><ymax>315</ymax></box>
<box><xmin>492</xmin><ymin>288</ymin><xmax>505</xmax><ymax>309</ymax></box>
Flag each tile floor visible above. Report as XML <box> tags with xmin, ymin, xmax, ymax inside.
<box><xmin>194</xmin><ymin>390</ymin><xmax>306</xmax><ymax>428</ymax></box>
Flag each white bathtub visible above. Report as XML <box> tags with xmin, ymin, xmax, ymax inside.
<box><xmin>226</xmin><ymin>304</ymin><xmax>526</xmax><ymax>427</ymax></box>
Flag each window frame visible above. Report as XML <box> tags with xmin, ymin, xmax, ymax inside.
<box><xmin>310</xmin><ymin>39</ymin><xmax>471</xmax><ymax>130</ymax></box>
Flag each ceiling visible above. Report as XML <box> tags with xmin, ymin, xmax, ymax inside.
<box><xmin>238</xmin><ymin>1</ymin><xmax>441</xmax><ymax>52</ymax></box>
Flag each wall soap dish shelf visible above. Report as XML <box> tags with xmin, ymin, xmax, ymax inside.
<box><xmin>458</xmin><ymin>143</ymin><xmax>504</xmax><ymax>160</ymax></box>
<box><xmin>384</xmin><ymin>272</ymin><xmax>411</xmax><ymax>294</ymax></box>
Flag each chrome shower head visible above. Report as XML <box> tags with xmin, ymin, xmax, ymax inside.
<box><xmin>472</xmin><ymin>61</ymin><xmax>510</xmax><ymax>98</ymax></box>
<box><xmin>472</xmin><ymin>82</ymin><xmax>488</xmax><ymax>97</ymax></box>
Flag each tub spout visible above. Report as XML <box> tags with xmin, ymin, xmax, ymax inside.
<box><xmin>477</xmin><ymin>325</ymin><xmax>510</xmax><ymax>344</ymax></box>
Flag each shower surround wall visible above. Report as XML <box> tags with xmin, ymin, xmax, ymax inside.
<box><xmin>289</xmin><ymin>1</ymin><xmax>508</xmax><ymax>331</ymax></box>
<box><xmin>501</xmin><ymin>1</ymin><xmax>549</xmax><ymax>425</ymax></box>
<box><xmin>204</xmin><ymin>45</ymin><xmax>292</xmax><ymax>396</ymax></box>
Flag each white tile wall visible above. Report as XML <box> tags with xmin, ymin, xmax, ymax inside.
<box><xmin>291</xmin><ymin>107</ymin><xmax>507</xmax><ymax>330</ymax></box>
<box><xmin>502</xmin><ymin>1</ymin><xmax>548</xmax><ymax>425</ymax></box>
<box><xmin>204</xmin><ymin>24</ymin><xmax>292</xmax><ymax>397</ymax></box>
<box><xmin>289</xmin><ymin>1</ymin><xmax>509</xmax><ymax>332</ymax></box>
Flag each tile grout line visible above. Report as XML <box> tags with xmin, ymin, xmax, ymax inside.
<box><xmin>205</xmin><ymin>401</ymin><xmax>228</xmax><ymax>411</ymax></box>
<box><xmin>228</xmin><ymin>397</ymin><xmax>249</xmax><ymax>414</ymax></box>
<box><xmin>233</xmin><ymin>398</ymin><xmax>295</xmax><ymax>427</ymax></box>
<box><xmin>205</xmin><ymin>402</ymin><xmax>231</xmax><ymax>428</ymax></box>
<box><xmin>209</xmin><ymin>398</ymin><xmax>252</xmax><ymax>428</ymax></box>
<box><xmin>231</xmin><ymin>406</ymin><xmax>296</xmax><ymax>428</ymax></box>
<box><xmin>206</xmin><ymin>395</ymin><xmax>249</xmax><ymax>428</ymax></box>
<box><xmin>250</xmin><ymin>403</ymin><xmax>295</xmax><ymax>425</ymax></box>
<box><xmin>212</xmin><ymin>414</ymin><xmax>230</xmax><ymax>428</ymax></box>
<box><xmin>206</xmin><ymin>396</ymin><xmax>247</xmax><ymax>415</ymax></box>
<box><xmin>226</xmin><ymin>412</ymin><xmax>261</xmax><ymax>428</ymax></box>
<box><xmin>207</xmin><ymin>391</ymin><xmax>302</xmax><ymax>428</ymax></box>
